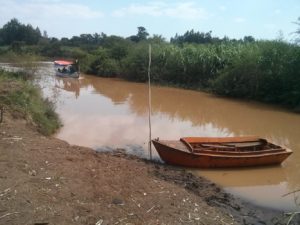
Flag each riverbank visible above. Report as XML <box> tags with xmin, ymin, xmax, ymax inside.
<box><xmin>1</xmin><ymin>111</ymin><xmax>296</xmax><ymax>225</ymax></box>
<box><xmin>0</xmin><ymin>69</ymin><xmax>298</xmax><ymax>225</ymax></box>
<box><xmin>0</xmin><ymin>69</ymin><xmax>60</xmax><ymax>135</ymax></box>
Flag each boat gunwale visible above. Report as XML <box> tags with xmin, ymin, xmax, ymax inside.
<box><xmin>153</xmin><ymin>139</ymin><xmax>292</xmax><ymax>159</ymax></box>
<box><xmin>180</xmin><ymin>136</ymin><xmax>265</xmax><ymax>144</ymax></box>
<box><xmin>192</xmin><ymin>148</ymin><xmax>287</xmax><ymax>155</ymax></box>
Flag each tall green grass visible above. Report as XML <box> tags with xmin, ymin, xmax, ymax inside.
<box><xmin>212</xmin><ymin>41</ymin><xmax>300</xmax><ymax>109</ymax></box>
<box><xmin>5</xmin><ymin>38</ymin><xmax>297</xmax><ymax>111</ymax></box>
<box><xmin>83</xmin><ymin>40</ymin><xmax>300</xmax><ymax>110</ymax></box>
<box><xmin>0</xmin><ymin>69</ymin><xmax>61</xmax><ymax>135</ymax></box>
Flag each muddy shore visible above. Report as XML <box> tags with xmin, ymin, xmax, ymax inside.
<box><xmin>0</xmin><ymin>112</ymin><xmax>298</xmax><ymax>225</ymax></box>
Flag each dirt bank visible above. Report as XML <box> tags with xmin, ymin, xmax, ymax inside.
<box><xmin>0</xmin><ymin>112</ymin><xmax>297</xmax><ymax>225</ymax></box>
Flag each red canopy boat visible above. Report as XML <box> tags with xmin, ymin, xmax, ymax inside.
<box><xmin>54</xmin><ymin>60</ymin><xmax>73</xmax><ymax>66</ymax></box>
<box><xmin>54</xmin><ymin>60</ymin><xmax>80</xmax><ymax>78</ymax></box>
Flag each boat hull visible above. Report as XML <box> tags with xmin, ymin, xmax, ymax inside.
<box><xmin>56</xmin><ymin>71</ymin><xmax>80</xmax><ymax>78</ymax></box>
<box><xmin>152</xmin><ymin>139</ymin><xmax>292</xmax><ymax>168</ymax></box>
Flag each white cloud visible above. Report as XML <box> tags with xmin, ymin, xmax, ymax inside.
<box><xmin>0</xmin><ymin>0</ymin><xmax>104</xmax><ymax>37</ymax></box>
<box><xmin>112</xmin><ymin>2</ymin><xmax>209</xmax><ymax>20</ymax></box>
<box><xmin>274</xmin><ymin>9</ymin><xmax>281</xmax><ymax>14</ymax></box>
<box><xmin>264</xmin><ymin>23</ymin><xmax>277</xmax><ymax>30</ymax></box>
<box><xmin>0</xmin><ymin>0</ymin><xmax>103</xmax><ymax>26</ymax></box>
<box><xmin>112</xmin><ymin>2</ymin><xmax>164</xmax><ymax>17</ymax></box>
<box><xmin>234</xmin><ymin>17</ymin><xmax>246</xmax><ymax>23</ymax></box>
<box><xmin>218</xmin><ymin>5</ymin><xmax>227</xmax><ymax>11</ymax></box>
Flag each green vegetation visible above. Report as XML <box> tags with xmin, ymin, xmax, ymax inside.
<box><xmin>81</xmin><ymin>40</ymin><xmax>300</xmax><ymax>110</ymax></box>
<box><xmin>212</xmin><ymin>41</ymin><xmax>300</xmax><ymax>107</ymax></box>
<box><xmin>1</xmin><ymin>18</ymin><xmax>300</xmax><ymax>111</ymax></box>
<box><xmin>295</xmin><ymin>17</ymin><xmax>300</xmax><ymax>43</ymax></box>
<box><xmin>0</xmin><ymin>69</ymin><xmax>61</xmax><ymax>135</ymax></box>
<box><xmin>0</xmin><ymin>18</ymin><xmax>41</xmax><ymax>46</ymax></box>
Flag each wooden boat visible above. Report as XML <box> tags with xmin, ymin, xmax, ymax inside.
<box><xmin>54</xmin><ymin>60</ymin><xmax>80</xmax><ymax>78</ymax></box>
<box><xmin>152</xmin><ymin>137</ymin><xmax>292</xmax><ymax>168</ymax></box>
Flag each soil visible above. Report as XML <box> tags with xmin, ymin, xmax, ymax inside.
<box><xmin>0</xmin><ymin>112</ymin><xmax>298</xmax><ymax>225</ymax></box>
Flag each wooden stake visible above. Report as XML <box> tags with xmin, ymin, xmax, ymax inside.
<box><xmin>148</xmin><ymin>44</ymin><xmax>152</xmax><ymax>160</ymax></box>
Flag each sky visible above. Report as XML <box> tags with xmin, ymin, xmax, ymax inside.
<box><xmin>0</xmin><ymin>0</ymin><xmax>299</xmax><ymax>41</ymax></box>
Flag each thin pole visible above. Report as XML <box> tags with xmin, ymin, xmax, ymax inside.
<box><xmin>148</xmin><ymin>44</ymin><xmax>152</xmax><ymax>160</ymax></box>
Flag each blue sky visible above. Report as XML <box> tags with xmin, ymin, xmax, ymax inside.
<box><xmin>0</xmin><ymin>0</ymin><xmax>299</xmax><ymax>41</ymax></box>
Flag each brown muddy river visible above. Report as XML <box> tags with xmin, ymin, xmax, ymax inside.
<box><xmin>26</xmin><ymin>63</ymin><xmax>300</xmax><ymax>211</ymax></box>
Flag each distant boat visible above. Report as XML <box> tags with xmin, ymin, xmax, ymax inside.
<box><xmin>152</xmin><ymin>136</ymin><xmax>292</xmax><ymax>168</ymax></box>
<box><xmin>54</xmin><ymin>60</ymin><xmax>80</xmax><ymax>78</ymax></box>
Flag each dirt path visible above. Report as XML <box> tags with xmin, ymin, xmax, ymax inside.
<box><xmin>0</xmin><ymin>112</ymin><xmax>296</xmax><ymax>225</ymax></box>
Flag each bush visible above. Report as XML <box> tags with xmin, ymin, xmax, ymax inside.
<box><xmin>121</xmin><ymin>43</ymin><xmax>149</xmax><ymax>81</ymax></box>
<box><xmin>86</xmin><ymin>48</ymin><xmax>120</xmax><ymax>77</ymax></box>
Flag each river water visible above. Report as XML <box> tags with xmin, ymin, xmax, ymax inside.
<box><xmin>8</xmin><ymin>62</ymin><xmax>300</xmax><ymax>212</ymax></box>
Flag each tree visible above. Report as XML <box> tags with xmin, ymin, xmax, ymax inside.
<box><xmin>148</xmin><ymin>34</ymin><xmax>166</xmax><ymax>43</ymax></box>
<box><xmin>102</xmin><ymin>35</ymin><xmax>131</xmax><ymax>63</ymax></box>
<box><xmin>40</xmin><ymin>41</ymin><xmax>62</xmax><ymax>57</ymax></box>
<box><xmin>43</xmin><ymin>30</ymin><xmax>48</xmax><ymax>38</ymax></box>
<box><xmin>170</xmin><ymin>30</ymin><xmax>216</xmax><ymax>44</ymax></box>
<box><xmin>294</xmin><ymin>17</ymin><xmax>300</xmax><ymax>43</ymax></box>
<box><xmin>23</xmin><ymin>25</ymin><xmax>41</xmax><ymax>44</ymax></box>
<box><xmin>243</xmin><ymin>36</ymin><xmax>255</xmax><ymax>43</ymax></box>
<box><xmin>0</xmin><ymin>18</ymin><xmax>41</xmax><ymax>45</ymax></box>
<box><xmin>128</xmin><ymin>26</ymin><xmax>149</xmax><ymax>42</ymax></box>
<box><xmin>0</xmin><ymin>18</ymin><xmax>23</xmax><ymax>45</ymax></box>
<box><xmin>137</xmin><ymin>26</ymin><xmax>149</xmax><ymax>41</ymax></box>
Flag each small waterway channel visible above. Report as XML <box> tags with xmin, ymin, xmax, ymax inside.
<box><xmin>4</xmin><ymin>62</ymin><xmax>300</xmax><ymax>212</ymax></box>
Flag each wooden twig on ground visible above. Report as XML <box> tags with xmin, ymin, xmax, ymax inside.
<box><xmin>282</xmin><ymin>188</ymin><xmax>300</xmax><ymax>197</ymax></box>
<box><xmin>286</xmin><ymin>212</ymin><xmax>300</xmax><ymax>225</ymax></box>
<box><xmin>2</xmin><ymin>137</ymin><xmax>23</xmax><ymax>141</ymax></box>
<box><xmin>146</xmin><ymin>206</ymin><xmax>155</xmax><ymax>213</ymax></box>
<box><xmin>0</xmin><ymin>212</ymin><xmax>20</xmax><ymax>219</ymax></box>
<box><xmin>0</xmin><ymin>106</ymin><xmax>3</xmax><ymax>123</ymax></box>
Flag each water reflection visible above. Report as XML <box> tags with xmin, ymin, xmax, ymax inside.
<box><xmin>83</xmin><ymin>75</ymin><xmax>300</xmax><ymax>143</ymax></box>
<box><xmin>194</xmin><ymin>166</ymin><xmax>298</xmax><ymax>211</ymax></box>
<box><xmin>36</xmin><ymin>64</ymin><xmax>300</xmax><ymax>211</ymax></box>
<box><xmin>54</xmin><ymin>77</ymin><xmax>81</xmax><ymax>98</ymax></box>
<box><xmin>192</xmin><ymin>166</ymin><xmax>286</xmax><ymax>187</ymax></box>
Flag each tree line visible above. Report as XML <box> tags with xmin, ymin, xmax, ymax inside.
<box><xmin>0</xmin><ymin>18</ymin><xmax>257</xmax><ymax>48</ymax></box>
<box><xmin>1</xmin><ymin>18</ymin><xmax>300</xmax><ymax>111</ymax></box>
<box><xmin>0</xmin><ymin>18</ymin><xmax>41</xmax><ymax>45</ymax></box>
